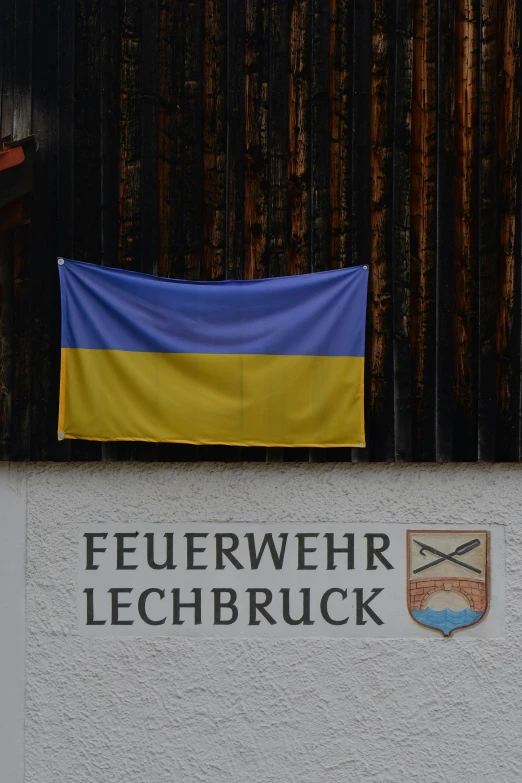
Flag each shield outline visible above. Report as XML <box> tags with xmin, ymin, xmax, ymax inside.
<box><xmin>406</xmin><ymin>529</ymin><xmax>490</xmax><ymax>638</ymax></box>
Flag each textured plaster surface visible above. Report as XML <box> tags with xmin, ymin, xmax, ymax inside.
<box><xmin>25</xmin><ymin>463</ymin><xmax>522</xmax><ymax>783</ymax></box>
<box><xmin>0</xmin><ymin>464</ymin><xmax>26</xmax><ymax>783</ymax></box>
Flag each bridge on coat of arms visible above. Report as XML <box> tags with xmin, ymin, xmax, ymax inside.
<box><xmin>409</xmin><ymin>577</ymin><xmax>487</xmax><ymax>612</ymax></box>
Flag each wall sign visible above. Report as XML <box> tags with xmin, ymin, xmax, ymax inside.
<box><xmin>78</xmin><ymin>524</ymin><xmax>504</xmax><ymax>638</ymax></box>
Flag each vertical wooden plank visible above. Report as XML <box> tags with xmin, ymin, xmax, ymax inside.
<box><xmin>392</xmin><ymin>0</ymin><xmax>413</xmax><ymax>461</ymax></box>
<box><xmin>477</xmin><ymin>0</ymin><xmax>498</xmax><ymax>460</ymax></box>
<box><xmin>135</xmin><ymin>0</ymin><xmax>161</xmax><ymax>461</ymax></box>
<box><xmin>183</xmin><ymin>0</ymin><xmax>204</xmax><ymax>282</ymax></box>
<box><xmin>10</xmin><ymin>0</ymin><xmax>32</xmax><ymax>460</ymax></box>
<box><xmin>74</xmin><ymin>0</ymin><xmax>101</xmax><ymax>265</ymax></box>
<box><xmin>0</xmin><ymin>0</ymin><xmax>15</xmax><ymax>139</ymax></box>
<box><xmin>411</xmin><ymin>0</ymin><xmax>437</xmax><ymax>460</ymax></box>
<box><xmin>349</xmin><ymin>0</ymin><xmax>371</xmax><ymax>463</ymax></box>
<box><xmin>325</xmin><ymin>0</ymin><xmax>353</xmax><ymax>463</ymax></box>
<box><xmin>496</xmin><ymin>0</ymin><xmax>521</xmax><ymax>460</ymax></box>
<box><xmin>267</xmin><ymin>0</ymin><xmax>289</xmax><ymax>278</ymax></box>
<box><xmin>286</xmin><ymin>0</ymin><xmax>312</xmax><ymax>462</ymax></box>
<box><xmin>518</xmin><ymin>149</ymin><xmax>522</xmax><ymax>465</ymax></box>
<box><xmin>0</xmin><ymin>0</ymin><xmax>16</xmax><ymax>459</ymax></box>
<box><xmin>288</xmin><ymin>0</ymin><xmax>311</xmax><ymax>276</ymax></box>
<box><xmin>101</xmin><ymin>0</ymin><xmax>120</xmax><ymax>269</ymax></box>
<box><xmin>13</xmin><ymin>0</ymin><xmax>32</xmax><ymax>140</ymax></box>
<box><xmin>244</xmin><ymin>0</ymin><xmax>269</xmax><ymax>280</ymax></box>
<box><xmin>367</xmin><ymin>0</ymin><xmax>395</xmax><ymax>461</ymax></box>
<box><xmin>263</xmin><ymin>0</ymin><xmax>288</xmax><ymax>462</ymax></box>
<box><xmin>57</xmin><ymin>0</ymin><xmax>76</xmax><ymax>268</ymax></box>
<box><xmin>435</xmin><ymin>0</ymin><xmax>455</xmax><ymax>461</ymax></box>
<box><xmin>141</xmin><ymin>0</ymin><xmax>159</xmax><ymax>277</ymax></box>
<box><xmin>352</xmin><ymin>0</ymin><xmax>371</xmax><ymax>268</ymax></box>
<box><xmin>311</xmin><ymin>0</ymin><xmax>329</xmax><ymax>274</ymax></box>
<box><xmin>203</xmin><ymin>0</ymin><xmax>227</xmax><ymax>281</ymax></box>
<box><xmin>226</xmin><ymin>0</ymin><xmax>246</xmax><ymax>282</ymax></box>
<box><xmin>11</xmin><ymin>198</ymin><xmax>31</xmax><ymax>460</ymax></box>
<box><xmin>215</xmin><ymin>0</ymin><xmax>246</xmax><ymax>462</ymax></box>
<box><xmin>158</xmin><ymin>0</ymin><xmax>176</xmax><ymax>279</ymax></box>
<box><xmin>201</xmin><ymin>0</ymin><xmax>229</xmax><ymax>459</ymax></box>
<box><xmin>157</xmin><ymin>0</ymin><xmax>189</xmax><ymax>462</ymax></box>
<box><xmin>120</xmin><ymin>0</ymin><xmax>161</xmax><ymax>462</ymax></box>
<box><xmin>72</xmin><ymin>0</ymin><xmax>102</xmax><ymax>460</ymax></box>
<box><xmin>160</xmin><ymin>0</ymin><xmax>203</xmax><ymax>460</ymax></box>
<box><xmin>453</xmin><ymin>0</ymin><xmax>479</xmax><ymax>461</ymax></box>
<box><xmin>0</xmin><ymin>231</ymin><xmax>14</xmax><ymax>459</ymax></box>
<box><xmin>30</xmin><ymin>0</ymin><xmax>59</xmax><ymax>460</ymax></box>
<box><xmin>98</xmin><ymin>0</ymin><xmax>122</xmax><ymax>463</ymax></box>
<box><xmin>158</xmin><ymin>0</ymin><xmax>185</xmax><ymax>281</ymax></box>
<box><xmin>117</xmin><ymin>0</ymin><xmax>141</xmax><ymax>461</ymax></box>
<box><xmin>55</xmin><ymin>0</ymin><xmax>75</xmax><ymax>461</ymax></box>
<box><xmin>329</xmin><ymin>0</ymin><xmax>352</xmax><ymax>270</ymax></box>
<box><xmin>309</xmin><ymin>0</ymin><xmax>330</xmax><ymax>463</ymax></box>
<box><xmin>119</xmin><ymin>0</ymin><xmax>142</xmax><ymax>273</ymax></box>
<box><xmin>516</xmin><ymin>29</ymin><xmax>522</xmax><ymax>466</ymax></box>
<box><xmin>210</xmin><ymin>0</ymin><xmax>245</xmax><ymax>462</ymax></box>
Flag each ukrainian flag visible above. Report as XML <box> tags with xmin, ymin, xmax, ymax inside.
<box><xmin>58</xmin><ymin>259</ymin><xmax>368</xmax><ymax>447</ymax></box>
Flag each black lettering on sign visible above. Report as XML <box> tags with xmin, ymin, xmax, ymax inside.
<box><xmin>215</xmin><ymin>534</ymin><xmax>244</xmax><ymax>570</ymax></box>
<box><xmin>324</xmin><ymin>533</ymin><xmax>355</xmax><ymax>570</ymax></box>
<box><xmin>185</xmin><ymin>534</ymin><xmax>208</xmax><ymax>569</ymax></box>
<box><xmin>364</xmin><ymin>534</ymin><xmax>394</xmax><ymax>570</ymax></box>
<box><xmin>115</xmin><ymin>532</ymin><xmax>139</xmax><ymax>570</ymax></box>
<box><xmin>144</xmin><ymin>533</ymin><xmax>176</xmax><ymax>570</ymax></box>
<box><xmin>83</xmin><ymin>588</ymin><xmax>106</xmax><ymax>625</ymax></box>
<box><xmin>246</xmin><ymin>589</ymin><xmax>276</xmax><ymax>625</ymax></box>
<box><xmin>138</xmin><ymin>588</ymin><xmax>166</xmax><ymax>625</ymax></box>
<box><xmin>84</xmin><ymin>533</ymin><xmax>107</xmax><ymax>570</ymax></box>
<box><xmin>296</xmin><ymin>533</ymin><xmax>319</xmax><ymax>570</ymax></box>
<box><xmin>172</xmin><ymin>588</ymin><xmax>202</xmax><ymax>624</ymax></box>
<box><xmin>280</xmin><ymin>588</ymin><xmax>313</xmax><ymax>625</ymax></box>
<box><xmin>320</xmin><ymin>588</ymin><xmax>349</xmax><ymax>625</ymax></box>
<box><xmin>211</xmin><ymin>588</ymin><xmax>238</xmax><ymax>624</ymax></box>
<box><xmin>353</xmin><ymin>588</ymin><xmax>384</xmax><ymax>625</ymax></box>
<box><xmin>108</xmin><ymin>588</ymin><xmax>134</xmax><ymax>625</ymax></box>
<box><xmin>245</xmin><ymin>533</ymin><xmax>288</xmax><ymax>569</ymax></box>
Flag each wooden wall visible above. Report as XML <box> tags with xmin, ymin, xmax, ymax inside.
<box><xmin>0</xmin><ymin>0</ymin><xmax>521</xmax><ymax>461</ymax></box>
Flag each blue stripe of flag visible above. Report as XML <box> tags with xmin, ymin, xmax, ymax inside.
<box><xmin>59</xmin><ymin>259</ymin><xmax>368</xmax><ymax>358</ymax></box>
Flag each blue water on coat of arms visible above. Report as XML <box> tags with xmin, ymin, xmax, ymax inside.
<box><xmin>412</xmin><ymin>607</ymin><xmax>484</xmax><ymax>636</ymax></box>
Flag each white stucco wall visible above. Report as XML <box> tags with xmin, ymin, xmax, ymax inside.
<box><xmin>22</xmin><ymin>463</ymin><xmax>522</xmax><ymax>782</ymax></box>
<box><xmin>0</xmin><ymin>464</ymin><xmax>26</xmax><ymax>783</ymax></box>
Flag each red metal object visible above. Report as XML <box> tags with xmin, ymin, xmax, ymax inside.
<box><xmin>0</xmin><ymin>146</ymin><xmax>25</xmax><ymax>173</ymax></box>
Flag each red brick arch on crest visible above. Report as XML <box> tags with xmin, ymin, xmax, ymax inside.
<box><xmin>409</xmin><ymin>577</ymin><xmax>486</xmax><ymax>612</ymax></box>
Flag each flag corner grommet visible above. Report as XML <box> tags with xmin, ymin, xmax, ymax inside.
<box><xmin>58</xmin><ymin>431</ymin><xmax>65</xmax><ymax>440</ymax></box>
<box><xmin>57</xmin><ymin>257</ymin><xmax>64</xmax><ymax>266</ymax></box>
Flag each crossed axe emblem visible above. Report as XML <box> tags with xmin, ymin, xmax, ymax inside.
<box><xmin>413</xmin><ymin>538</ymin><xmax>482</xmax><ymax>575</ymax></box>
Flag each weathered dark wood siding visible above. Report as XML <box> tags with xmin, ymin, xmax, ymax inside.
<box><xmin>0</xmin><ymin>0</ymin><xmax>521</xmax><ymax>461</ymax></box>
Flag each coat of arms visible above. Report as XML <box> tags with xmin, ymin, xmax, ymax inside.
<box><xmin>407</xmin><ymin>530</ymin><xmax>488</xmax><ymax>637</ymax></box>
